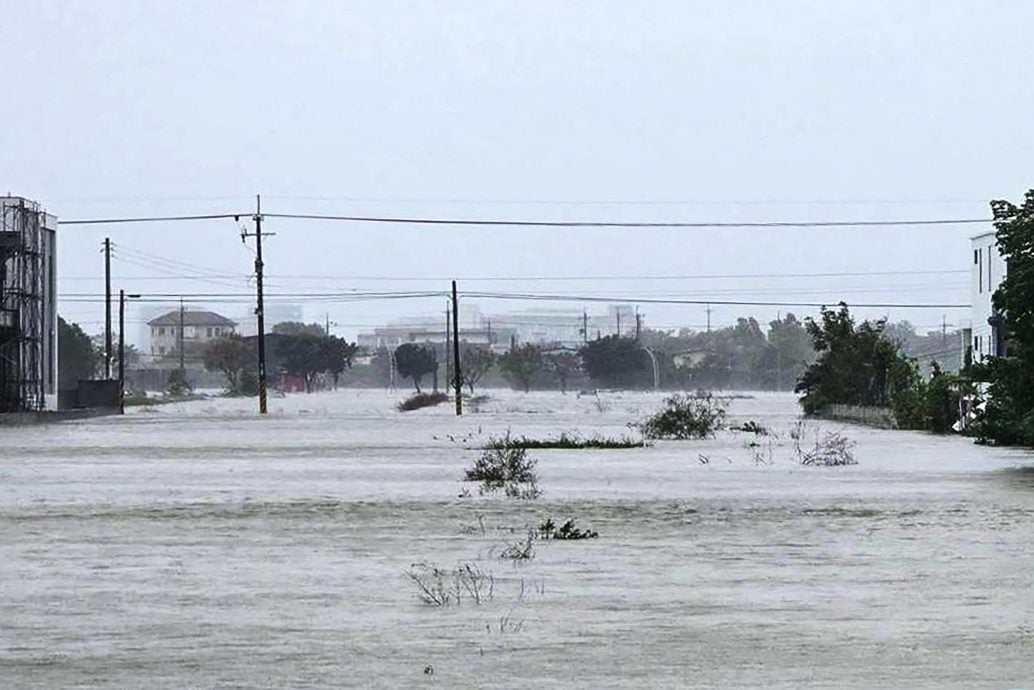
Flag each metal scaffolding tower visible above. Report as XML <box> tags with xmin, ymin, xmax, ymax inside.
<box><xmin>1</xmin><ymin>197</ymin><xmax>55</xmax><ymax>413</ymax></box>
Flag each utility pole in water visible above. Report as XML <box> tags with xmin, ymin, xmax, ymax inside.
<box><xmin>241</xmin><ymin>195</ymin><xmax>272</xmax><ymax>414</ymax></box>
<box><xmin>452</xmin><ymin>281</ymin><xmax>462</xmax><ymax>416</ymax></box>
<box><xmin>104</xmin><ymin>238</ymin><xmax>112</xmax><ymax>379</ymax></box>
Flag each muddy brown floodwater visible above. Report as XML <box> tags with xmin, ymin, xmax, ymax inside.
<box><xmin>1</xmin><ymin>390</ymin><xmax>1032</xmax><ymax>688</ymax></box>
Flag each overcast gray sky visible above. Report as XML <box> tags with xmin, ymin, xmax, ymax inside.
<box><xmin>2</xmin><ymin>1</ymin><xmax>1032</xmax><ymax>344</ymax></box>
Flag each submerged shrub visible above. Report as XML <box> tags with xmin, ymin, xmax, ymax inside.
<box><xmin>465</xmin><ymin>434</ymin><xmax>541</xmax><ymax>498</ymax></box>
<box><xmin>405</xmin><ymin>562</ymin><xmax>494</xmax><ymax>606</ymax></box>
<box><xmin>538</xmin><ymin>518</ymin><xmax>598</xmax><ymax>540</ymax></box>
<box><xmin>639</xmin><ymin>392</ymin><xmax>727</xmax><ymax>439</ymax></box>
<box><xmin>733</xmin><ymin>420</ymin><xmax>770</xmax><ymax>436</ymax></box>
<box><xmin>794</xmin><ymin>429</ymin><xmax>857</xmax><ymax>467</ymax></box>
<box><xmin>397</xmin><ymin>391</ymin><xmax>448</xmax><ymax>412</ymax></box>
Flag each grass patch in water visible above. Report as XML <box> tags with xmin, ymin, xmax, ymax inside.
<box><xmin>485</xmin><ymin>432</ymin><xmax>647</xmax><ymax>450</ymax></box>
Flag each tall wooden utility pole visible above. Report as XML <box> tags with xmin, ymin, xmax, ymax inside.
<box><xmin>445</xmin><ymin>302</ymin><xmax>451</xmax><ymax>392</ymax></box>
<box><xmin>179</xmin><ymin>297</ymin><xmax>185</xmax><ymax>371</ymax></box>
<box><xmin>118</xmin><ymin>289</ymin><xmax>125</xmax><ymax>413</ymax></box>
<box><xmin>104</xmin><ymin>238</ymin><xmax>112</xmax><ymax>379</ymax></box>
<box><xmin>582</xmin><ymin>309</ymin><xmax>588</xmax><ymax>345</ymax></box>
<box><xmin>452</xmin><ymin>280</ymin><xmax>462</xmax><ymax>416</ymax></box>
<box><xmin>241</xmin><ymin>194</ymin><xmax>271</xmax><ymax>414</ymax></box>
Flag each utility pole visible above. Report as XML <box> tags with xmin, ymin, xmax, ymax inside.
<box><xmin>942</xmin><ymin>314</ymin><xmax>947</xmax><ymax>344</ymax></box>
<box><xmin>582</xmin><ymin>309</ymin><xmax>588</xmax><ymax>345</ymax></box>
<box><xmin>706</xmin><ymin>304</ymin><xmax>712</xmax><ymax>333</ymax></box>
<box><xmin>241</xmin><ymin>194</ymin><xmax>272</xmax><ymax>414</ymax></box>
<box><xmin>635</xmin><ymin>306</ymin><xmax>641</xmax><ymax>340</ymax></box>
<box><xmin>119</xmin><ymin>289</ymin><xmax>125</xmax><ymax>413</ymax></box>
<box><xmin>452</xmin><ymin>280</ymin><xmax>462</xmax><ymax>416</ymax></box>
<box><xmin>119</xmin><ymin>290</ymin><xmax>140</xmax><ymax>414</ymax></box>
<box><xmin>326</xmin><ymin>312</ymin><xmax>331</xmax><ymax>336</ymax></box>
<box><xmin>616</xmin><ymin>310</ymin><xmax>621</xmax><ymax>337</ymax></box>
<box><xmin>445</xmin><ymin>302</ymin><xmax>451</xmax><ymax>392</ymax></box>
<box><xmin>179</xmin><ymin>297</ymin><xmax>185</xmax><ymax>371</ymax></box>
<box><xmin>104</xmin><ymin>237</ymin><xmax>112</xmax><ymax>379</ymax></box>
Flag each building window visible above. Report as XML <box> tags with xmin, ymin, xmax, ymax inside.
<box><xmin>207</xmin><ymin>327</ymin><xmax>213</xmax><ymax>337</ymax></box>
<box><xmin>978</xmin><ymin>248</ymin><xmax>983</xmax><ymax>293</ymax></box>
<box><xmin>158</xmin><ymin>327</ymin><xmax>165</xmax><ymax>336</ymax></box>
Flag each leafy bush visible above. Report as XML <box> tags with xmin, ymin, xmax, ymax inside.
<box><xmin>791</xmin><ymin>424</ymin><xmax>857</xmax><ymax>466</ymax></box>
<box><xmin>465</xmin><ymin>435</ymin><xmax>541</xmax><ymax>498</ymax></box>
<box><xmin>639</xmin><ymin>392</ymin><xmax>727</xmax><ymax>439</ymax></box>
<box><xmin>538</xmin><ymin>518</ymin><xmax>598</xmax><ymax>540</ymax></box>
<box><xmin>397</xmin><ymin>391</ymin><xmax>448</xmax><ymax>412</ymax></box>
<box><xmin>733</xmin><ymin>420</ymin><xmax>770</xmax><ymax>435</ymax></box>
<box><xmin>486</xmin><ymin>432</ymin><xmax>646</xmax><ymax>449</ymax></box>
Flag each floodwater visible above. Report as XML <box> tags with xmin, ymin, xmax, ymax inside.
<box><xmin>1</xmin><ymin>390</ymin><xmax>1032</xmax><ymax>689</ymax></box>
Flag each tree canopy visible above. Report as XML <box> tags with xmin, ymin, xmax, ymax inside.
<box><xmin>203</xmin><ymin>335</ymin><xmax>253</xmax><ymax>395</ymax></box>
<box><xmin>58</xmin><ymin>317</ymin><xmax>100</xmax><ymax>389</ymax></box>
<box><xmin>972</xmin><ymin>191</ymin><xmax>1034</xmax><ymax>445</ymax></box>
<box><xmin>395</xmin><ymin>343</ymin><xmax>437</xmax><ymax>393</ymax></box>
<box><xmin>499</xmin><ymin>344</ymin><xmax>542</xmax><ymax>392</ymax></box>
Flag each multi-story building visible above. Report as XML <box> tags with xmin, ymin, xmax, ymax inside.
<box><xmin>969</xmin><ymin>231</ymin><xmax>1008</xmax><ymax>362</ymax></box>
<box><xmin>148</xmin><ymin>310</ymin><xmax>237</xmax><ymax>358</ymax></box>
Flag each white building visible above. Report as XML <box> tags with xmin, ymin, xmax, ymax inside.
<box><xmin>969</xmin><ymin>231</ymin><xmax>1008</xmax><ymax>362</ymax></box>
<box><xmin>148</xmin><ymin>310</ymin><xmax>237</xmax><ymax>357</ymax></box>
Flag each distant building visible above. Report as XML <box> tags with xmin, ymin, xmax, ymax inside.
<box><xmin>968</xmin><ymin>231</ymin><xmax>1008</xmax><ymax>362</ymax></box>
<box><xmin>148</xmin><ymin>310</ymin><xmax>237</xmax><ymax>357</ymax></box>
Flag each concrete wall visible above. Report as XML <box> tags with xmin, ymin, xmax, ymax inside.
<box><xmin>820</xmin><ymin>404</ymin><xmax>896</xmax><ymax>429</ymax></box>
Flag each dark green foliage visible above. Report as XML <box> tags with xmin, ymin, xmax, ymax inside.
<box><xmin>273</xmin><ymin>332</ymin><xmax>358</xmax><ymax>392</ymax></box>
<box><xmin>795</xmin><ymin>304</ymin><xmax>918</xmax><ymax>416</ymax></box>
<box><xmin>538</xmin><ymin>518</ymin><xmax>598</xmax><ymax>540</ymax></box>
<box><xmin>395</xmin><ymin>342</ymin><xmax>437</xmax><ymax>393</ymax></box>
<box><xmin>970</xmin><ymin>191</ymin><xmax>1034</xmax><ymax>446</ymax></box>
<box><xmin>166</xmin><ymin>368</ymin><xmax>192</xmax><ymax>397</ymax></box>
<box><xmin>542</xmin><ymin>350</ymin><xmax>582</xmax><ymax>393</ymax></box>
<box><xmin>486</xmin><ymin>432</ymin><xmax>646</xmax><ymax>449</ymax></box>
<box><xmin>58</xmin><ymin>317</ymin><xmax>100</xmax><ymax>388</ymax></box>
<box><xmin>639</xmin><ymin>392</ymin><xmax>727</xmax><ymax>439</ymax></box>
<box><xmin>733</xmin><ymin>420</ymin><xmax>770</xmax><ymax>435</ymax></box>
<box><xmin>498</xmin><ymin>343</ymin><xmax>542</xmax><ymax>392</ymax></box>
<box><xmin>397</xmin><ymin>391</ymin><xmax>448</xmax><ymax>411</ymax></box>
<box><xmin>464</xmin><ymin>435</ymin><xmax>540</xmax><ymax>498</ymax></box>
<box><xmin>579</xmin><ymin>336</ymin><xmax>649</xmax><ymax>388</ymax></box>
<box><xmin>202</xmin><ymin>335</ymin><xmax>253</xmax><ymax>395</ymax></box>
<box><xmin>272</xmin><ymin>321</ymin><xmax>325</xmax><ymax>336</ymax></box>
<box><xmin>460</xmin><ymin>346</ymin><xmax>495</xmax><ymax>394</ymax></box>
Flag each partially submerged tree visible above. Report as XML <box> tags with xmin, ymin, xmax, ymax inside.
<box><xmin>499</xmin><ymin>343</ymin><xmax>542</xmax><ymax>392</ymax></box>
<box><xmin>323</xmin><ymin>336</ymin><xmax>359</xmax><ymax>389</ymax></box>
<box><xmin>203</xmin><ymin>335</ymin><xmax>253</xmax><ymax>395</ymax></box>
<box><xmin>972</xmin><ymin>191</ymin><xmax>1034</xmax><ymax>446</ymax></box>
<box><xmin>58</xmin><ymin>317</ymin><xmax>100</xmax><ymax>389</ymax></box>
<box><xmin>542</xmin><ymin>350</ymin><xmax>581</xmax><ymax>393</ymax></box>
<box><xmin>579</xmin><ymin>335</ymin><xmax>648</xmax><ymax>388</ymax></box>
<box><xmin>395</xmin><ymin>343</ymin><xmax>437</xmax><ymax>393</ymax></box>
<box><xmin>795</xmin><ymin>303</ymin><xmax>918</xmax><ymax>416</ymax></box>
<box><xmin>460</xmin><ymin>346</ymin><xmax>495</xmax><ymax>394</ymax></box>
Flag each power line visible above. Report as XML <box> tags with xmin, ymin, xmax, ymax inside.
<box><xmin>262</xmin><ymin>212</ymin><xmax>990</xmax><ymax>229</ymax></box>
<box><xmin>59</xmin><ymin>213</ymin><xmax>242</xmax><ymax>225</ymax></box>
<box><xmin>460</xmin><ymin>291</ymin><xmax>969</xmax><ymax>310</ymax></box>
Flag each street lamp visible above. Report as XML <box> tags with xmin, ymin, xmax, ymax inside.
<box><xmin>119</xmin><ymin>290</ymin><xmax>141</xmax><ymax>414</ymax></box>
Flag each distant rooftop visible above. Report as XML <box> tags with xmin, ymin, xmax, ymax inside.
<box><xmin>148</xmin><ymin>310</ymin><xmax>236</xmax><ymax>327</ymax></box>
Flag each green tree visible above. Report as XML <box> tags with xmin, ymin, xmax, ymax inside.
<box><xmin>542</xmin><ymin>350</ymin><xmax>581</xmax><ymax>393</ymax></box>
<box><xmin>795</xmin><ymin>303</ymin><xmax>918</xmax><ymax>416</ymax></box>
<box><xmin>273</xmin><ymin>321</ymin><xmax>325</xmax><ymax>336</ymax></box>
<box><xmin>579</xmin><ymin>336</ymin><xmax>648</xmax><ymax>388</ymax></box>
<box><xmin>276</xmin><ymin>333</ymin><xmax>326</xmax><ymax>392</ymax></box>
<box><xmin>972</xmin><ymin>191</ymin><xmax>1034</xmax><ymax>445</ymax></box>
<box><xmin>395</xmin><ymin>343</ymin><xmax>437</xmax><ymax>393</ymax></box>
<box><xmin>499</xmin><ymin>343</ymin><xmax>542</xmax><ymax>392</ymax></box>
<box><xmin>460</xmin><ymin>346</ymin><xmax>495</xmax><ymax>394</ymax></box>
<box><xmin>323</xmin><ymin>336</ymin><xmax>359</xmax><ymax>389</ymax></box>
<box><xmin>58</xmin><ymin>317</ymin><xmax>100</xmax><ymax>389</ymax></box>
<box><xmin>202</xmin><ymin>335</ymin><xmax>253</xmax><ymax>395</ymax></box>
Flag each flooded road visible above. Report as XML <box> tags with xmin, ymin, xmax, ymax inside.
<box><xmin>2</xmin><ymin>390</ymin><xmax>1032</xmax><ymax>688</ymax></box>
